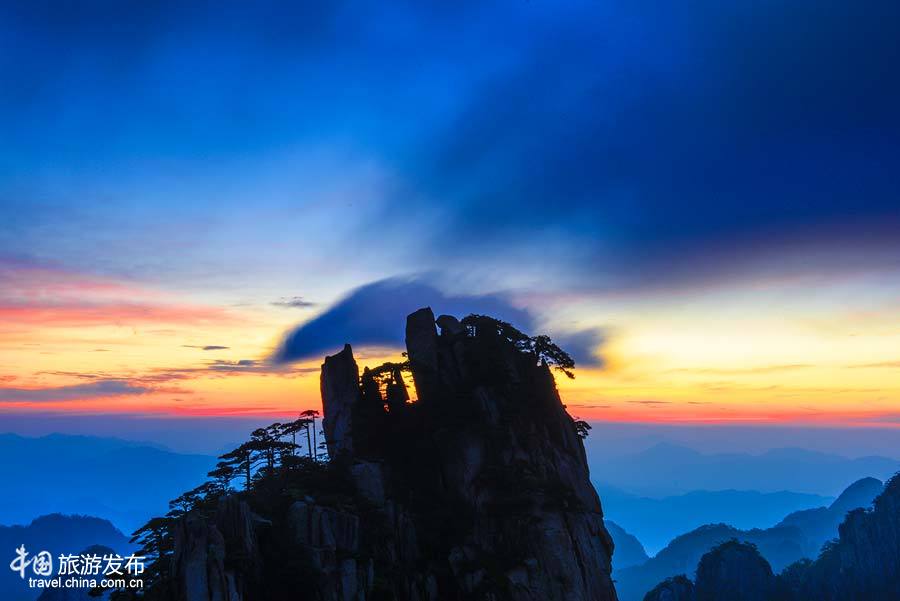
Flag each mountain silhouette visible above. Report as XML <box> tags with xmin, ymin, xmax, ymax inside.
<box><xmin>614</xmin><ymin>478</ymin><xmax>885</xmax><ymax>601</ymax></box>
<box><xmin>597</xmin><ymin>484</ymin><xmax>831</xmax><ymax>554</ymax></box>
<box><xmin>641</xmin><ymin>473</ymin><xmax>900</xmax><ymax>600</ymax></box>
<box><xmin>0</xmin><ymin>515</ymin><xmax>131</xmax><ymax>601</ymax></box>
<box><xmin>0</xmin><ymin>433</ymin><xmax>216</xmax><ymax>532</ymax></box>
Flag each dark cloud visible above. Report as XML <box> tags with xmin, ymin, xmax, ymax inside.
<box><xmin>183</xmin><ymin>345</ymin><xmax>230</xmax><ymax>351</ymax></box>
<box><xmin>3</xmin><ymin>1</ymin><xmax>897</xmax><ymax>294</ymax></box>
<box><xmin>271</xmin><ymin>297</ymin><xmax>317</xmax><ymax>309</ymax></box>
<box><xmin>389</xmin><ymin>1</ymin><xmax>900</xmax><ymax>289</ymax></box>
<box><xmin>0</xmin><ymin>379</ymin><xmax>152</xmax><ymax>402</ymax></box>
<box><xmin>273</xmin><ymin>277</ymin><xmax>606</xmax><ymax>366</ymax></box>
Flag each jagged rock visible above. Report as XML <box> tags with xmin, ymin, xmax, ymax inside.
<box><xmin>171</xmin><ymin>308</ymin><xmax>617</xmax><ymax>601</ymax></box>
<box><xmin>172</xmin><ymin>498</ymin><xmax>255</xmax><ymax>601</ymax></box>
<box><xmin>350</xmin><ymin>460</ymin><xmax>386</xmax><ymax>506</ymax></box>
<box><xmin>319</xmin><ymin>308</ymin><xmax>616</xmax><ymax>600</ymax></box>
<box><xmin>321</xmin><ymin>344</ymin><xmax>360</xmax><ymax>458</ymax></box>
<box><xmin>404</xmin><ymin>307</ymin><xmax>440</xmax><ymax>402</ymax></box>
<box><xmin>643</xmin><ymin>575</ymin><xmax>695</xmax><ymax>601</ymax></box>
<box><xmin>436</xmin><ymin>314</ymin><xmax>464</xmax><ymax>336</ymax></box>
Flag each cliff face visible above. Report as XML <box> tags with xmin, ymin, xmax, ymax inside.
<box><xmin>803</xmin><ymin>473</ymin><xmax>900</xmax><ymax>600</ymax></box>
<box><xmin>171</xmin><ymin>308</ymin><xmax>616</xmax><ymax>601</ymax></box>
<box><xmin>316</xmin><ymin>308</ymin><xmax>616</xmax><ymax>600</ymax></box>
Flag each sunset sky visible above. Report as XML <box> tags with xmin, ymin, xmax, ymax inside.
<box><xmin>1</xmin><ymin>1</ymin><xmax>899</xmax><ymax>439</ymax></box>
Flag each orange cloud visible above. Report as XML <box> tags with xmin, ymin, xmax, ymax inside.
<box><xmin>0</xmin><ymin>259</ymin><xmax>239</xmax><ymax>327</ymax></box>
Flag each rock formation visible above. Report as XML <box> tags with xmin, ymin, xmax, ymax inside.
<box><xmin>788</xmin><ymin>473</ymin><xmax>900</xmax><ymax>600</ymax></box>
<box><xmin>693</xmin><ymin>541</ymin><xmax>775</xmax><ymax>601</ymax></box>
<box><xmin>642</xmin><ymin>575</ymin><xmax>695</xmax><ymax>601</ymax></box>
<box><xmin>315</xmin><ymin>308</ymin><xmax>617</xmax><ymax>600</ymax></box>
<box><xmin>167</xmin><ymin>308</ymin><xmax>617</xmax><ymax>601</ymax></box>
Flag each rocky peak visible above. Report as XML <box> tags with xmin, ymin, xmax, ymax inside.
<box><xmin>314</xmin><ymin>307</ymin><xmax>617</xmax><ymax>600</ymax></box>
<box><xmin>164</xmin><ymin>308</ymin><xmax>616</xmax><ymax>601</ymax></box>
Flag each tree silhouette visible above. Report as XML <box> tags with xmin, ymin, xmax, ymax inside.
<box><xmin>573</xmin><ymin>418</ymin><xmax>592</xmax><ymax>439</ymax></box>
<box><xmin>300</xmin><ymin>410</ymin><xmax>319</xmax><ymax>460</ymax></box>
<box><xmin>461</xmin><ymin>314</ymin><xmax>577</xmax><ymax>378</ymax></box>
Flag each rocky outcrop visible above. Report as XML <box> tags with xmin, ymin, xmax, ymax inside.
<box><xmin>642</xmin><ymin>575</ymin><xmax>695</xmax><ymax>601</ymax></box>
<box><xmin>170</xmin><ymin>308</ymin><xmax>616</xmax><ymax>600</ymax></box>
<box><xmin>316</xmin><ymin>308</ymin><xmax>616</xmax><ymax>600</ymax></box>
<box><xmin>288</xmin><ymin>499</ymin><xmax>372</xmax><ymax>601</ymax></box>
<box><xmin>795</xmin><ymin>473</ymin><xmax>900</xmax><ymax>600</ymax></box>
<box><xmin>321</xmin><ymin>344</ymin><xmax>359</xmax><ymax>459</ymax></box>
<box><xmin>172</xmin><ymin>496</ymin><xmax>259</xmax><ymax>601</ymax></box>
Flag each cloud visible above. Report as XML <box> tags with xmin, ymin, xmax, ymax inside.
<box><xmin>0</xmin><ymin>380</ymin><xmax>152</xmax><ymax>402</ymax></box>
<box><xmin>0</xmin><ymin>258</ymin><xmax>239</xmax><ymax>327</ymax></box>
<box><xmin>847</xmin><ymin>361</ymin><xmax>900</xmax><ymax>369</ymax></box>
<box><xmin>205</xmin><ymin>359</ymin><xmax>314</xmax><ymax>374</ymax></box>
<box><xmin>271</xmin><ymin>296</ymin><xmax>317</xmax><ymax>309</ymax></box>
<box><xmin>671</xmin><ymin>364</ymin><xmax>813</xmax><ymax>375</ymax></box>
<box><xmin>2</xmin><ymin>3</ymin><xmax>898</xmax><ymax>297</ymax></box>
<box><xmin>273</xmin><ymin>277</ymin><xmax>606</xmax><ymax>366</ymax></box>
<box><xmin>183</xmin><ymin>345</ymin><xmax>231</xmax><ymax>351</ymax></box>
<box><xmin>382</xmin><ymin>1</ymin><xmax>900</xmax><ymax>291</ymax></box>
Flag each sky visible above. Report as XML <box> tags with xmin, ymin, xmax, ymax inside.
<box><xmin>1</xmin><ymin>1</ymin><xmax>899</xmax><ymax>450</ymax></box>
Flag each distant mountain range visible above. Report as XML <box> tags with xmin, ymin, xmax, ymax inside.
<box><xmin>0</xmin><ymin>515</ymin><xmax>131</xmax><ymax>601</ymax></box>
<box><xmin>643</xmin><ymin>474</ymin><xmax>900</xmax><ymax>600</ymax></box>
<box><xmin>0</xmin><ymin>433</ymin><xmax>217</xmax><ymax>533</ymax></box>
<box><xmin>613</xmin><ymin>477</ymin><xmax>886</xmax><ymax>601</ymax></box>
<box><xmin>597</xmin><ymin>485</ymin><xmax>831</xmax><ymax>554</ymax></box>
<box><xmin>590</xmin><ymin>442</ymin><xmax>900</xmax><ymax>497</ymax></box>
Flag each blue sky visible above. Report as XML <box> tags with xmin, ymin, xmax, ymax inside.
<box><xmin>3</xmin><ymin>0</ymin><xmax>897</xmax><ymax>293</ymax></box>
<box><xmin>1</xmin><ymin>1</ymin><xmax>899</xmax><ymax>435</ymax></box>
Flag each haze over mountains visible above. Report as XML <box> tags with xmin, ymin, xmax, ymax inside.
<box><xmin>0</xmin><ymin>433</ymin><xmax>216</xmax><ymax>533</ymax></box>
<box><xmin>2</xmin><ymin>433</ymin><xmax>896</xmax><ymax>545</ymax></box>
<box><xmin>589</xmin><ymin>442</ymin><xmax>900</xmax><ymax>497</ymax></box>
<box><xmin>598</xmin><ymin>485</ymin><xmax>831</xmax><ymax>554</ymax></box>
<box><xmin>612</xmin><ymin>477</ymin><xmax>887</xmax><ymax>601</ymax></box>
<box><xmin>0</xmin><ymin>431</ymin><xmax>896</xmax><ymax>600</ymax></box>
